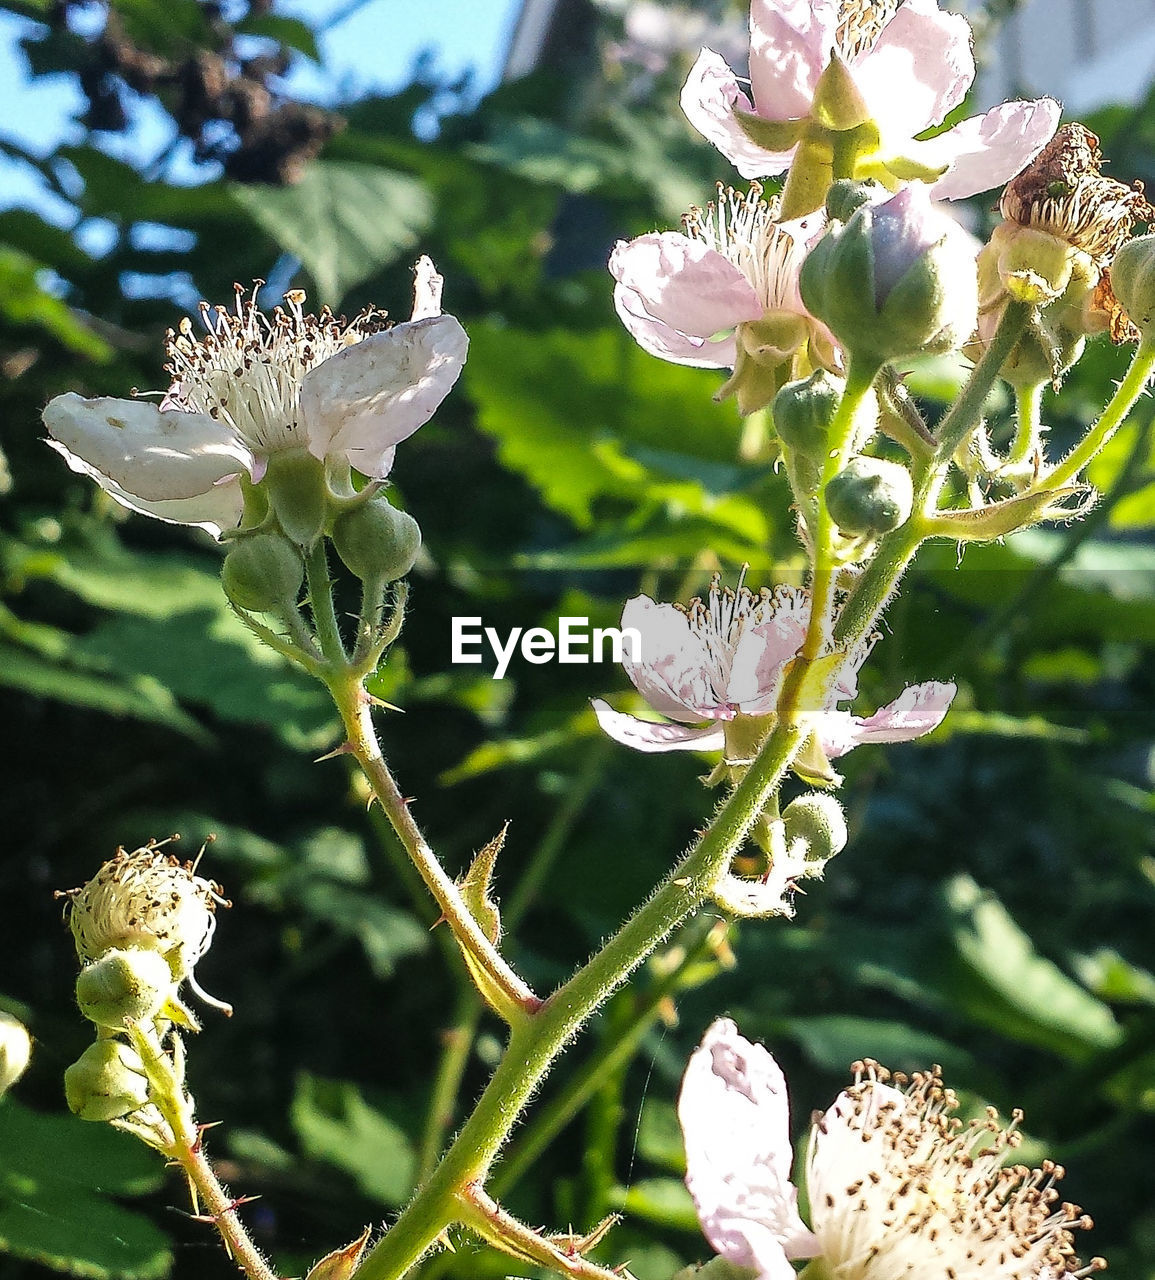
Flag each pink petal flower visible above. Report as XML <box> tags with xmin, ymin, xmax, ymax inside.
<box><xmin>621</xmin><ymin>595</ymin><xmax>727</xmax><ymax>721</ymax></box>
<box><xmin>853</xmin><ymin>1</ymin><xmax>974</xmax><ymax>140</ymax></box>
<box><xmin>679</xmin><ymin>1020</ymin><xmax>818</xmax><ymax>1275</ymax></box>
<box><xmin>614</xmin><ymin>283</ymin><xmax>740</xmax><ymax>368</ymax></box>
<box><xmin>924</xmin><ymin>98</ymin><xmax>1064</xmax><ymax>201</ymax></box>
<box><xmin>591</xmin><ymin>700</ymin><xmax>725</xmax><ymax>753</ymax></box>
<box><xmin>747</xmin><ymin>0</ymin><xmax>834</xmax><ymax>124</ymax></box>
<box><xmin>301</xmin><ymin>315</ymin><xmax>469</xmax><ymax>478</ymax></box>
<box><xmin>727</xmin><ymin>588</ymin><xmax>810</xmax><ymax>714</ymax></box>
<box><xmin>820</xmin><ymin>679</ymin><xmax>956</xmax><ymax>758</ymax></box>
<box><xmin>680</xmin><ymin>49</ymin><xmax>795</xmax><ymax>179</ymax></box>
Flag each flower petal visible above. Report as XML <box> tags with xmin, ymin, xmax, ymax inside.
<box><xmin>681</xmin><ymin>48</ymin><xmax>796</xmax><ymax>179</ymax></box>
<box><xmin>46</xmin><ymin>439</ymin><xmax>243</xmax><ymax>534</ymax></box>
<box><xmin>591</xmin><ymin>700</ymin><xmax>725</xmax><ymax>754</ymax></box>
<box><xmin>614</xmin><ymin>282</ymin><xmax>738</xmax><ymax>369</ymax></box>
<box><xmin>820</xmin><ymin>679</ymin><xmax>956</xmax><ymax>758</ymax></box>
<box><xmin>612</xmin><ymin>232</ymin><xmax>764</xmax><ymax>342</ymax></box>
<box><xmin>300</xmin><ymin>315</ymin><xmax>469</xmax><ymax>476</ymax></box>
<box><xmin>748</xmin><ymin>0</ymin><xmax>835</xmax><ymax>122</ymax></box>
<box><xmin>621</xmin><ymin>594</ymin><xmax>724</xmax><ymax>720</ymax></box>
<box><xmin>854</xmin><ymin>1</ymin><xmax>974</xmax><ymax>139</ymax></box>
<box><xmin>923</xmin><ymin>98</ymin><xmax>1062</xmax><ymax>201</ymax></box>
<box><xmin>43</xmin><ymin>393</ymin><xmax>252</xmax><ymax>503</ymax></box>
<box><xmin>728</xmin><ymin>586</ymin><xmax>809</xmax><ymax>714</ymax></box>
<box><xmin>679</xmin><ymin>1020</ymin><xmax>818</xmax><ymax>1272</ymax></box>
<box><xmin>807</xmin><ymin>1081</ymin><xmax>909</xmax><ymax>1227</ymax></box>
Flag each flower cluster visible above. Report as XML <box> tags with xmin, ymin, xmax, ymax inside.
<box><xmin>680</xmin><ymin>1020</ymin><xmax>1103</xmax><ymax>1280</ymax></box>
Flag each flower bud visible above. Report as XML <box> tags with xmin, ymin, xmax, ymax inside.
<box><xmin>263</xmin><ymin>447</ymin><xmax>327</xmax><ymax>547</ymax></box>
<box><xmin>76</xmin><ymin>947</ymin><xmax>174</xmax><ymax>1030</ymax></box>
<box><xmin>64</xmin><ymin>1040</ymin><xmax>149</xmax><ymax>1122</ymax></box>
<box><xmin>0</xmin><ymin>1011</ymin><xmax>31</xmax><ymax>1095</ymax></box>
<box><xmin>1110</xmin><ymin>234</ymin><xmax>1155</xmax><ymax>334</ymax></box>
<box><xmin>801</xmin><ymin>184</ymin><xmax>978</xmax><ymax>363</ymax></box>
<box><xmin>826</xmin><ymin>456</ymin><xmax>913</xmax><ymax>537</ymax></box>
<box><xmin>783</xmin><ymin>793</ymin><xmax>848</xmax><ymax>864</ymax></box>
<box><xmin>773</xmin><ymin>369</ymin><xmax>843</xmax><ymax>456</ymax></box>
<box><xmin>825</xmin><ymin>179</ymin><xmax>884</xmax><ymax>224</ymax></box>
<box><xmin>221</xmin><ymin>531</ymin><xmax>303</xmax><ymax>614</ymax></box>
<box><xmin>331</xmin><ymin>498</ymin><xmax>421</xmax><ymax>584</ymax></box>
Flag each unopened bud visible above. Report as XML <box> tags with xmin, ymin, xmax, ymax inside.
<box><xmin>221</xmin><ymin>531</ymin><xmax>303</xmax><ymax>614</ymax></box>
<box><xmin>825</xmin><ymin>456</ymin><xmax>913</xmax><ymax>536</ymax></box>
<box><xmin>825</xmin><ymin>179</ymin><xmax>884</xmax><ymax>224</ymax></box>
<box><xmin>76</xmin><ymin>948</ymin><xmax>174</xmax><ymax>1030</ymax></box>
<box><xmin>773</xmin><ymin>369</ymin><xmax>843</xmax><ymax>455</ymax></box>
<box><xmin>801</xmin><ymin>184</ymin><xmax>978</xmax><ymax>363</ymax></box>
<box><xmin>1110</xmin><ymin>234</ymin><xmax>1155</xmax><ymax>334</ymax></box>
<box><xmin>782</xmin><ymin>793</ymin><xmax>848</xmax><ymax>863</ymax></box>
<box><xmin>64</xmin><ymin>1040</ymin><xmax>149</xmax><ymax>1122</ymax></box>
<box><xmin>0</xmin><ymin>1011</ymin><xmax>31</xmax><ymax>1095</ymax></box>
<box><xmin>332</xmin><ymin>498</ymin><xmax>421</xmax><ymax>584</ymax></box>
<box><xmin>263</xmin><ymin>448</ymin><xmax>327</xmax><ymax>547</ymax></box>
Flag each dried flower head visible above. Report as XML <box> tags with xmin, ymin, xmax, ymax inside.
<box><xmin>61</xmin><ymin>838</ymin><xmax>230</xmax><ymax>1013</ymax></box>
<box><xmin>1000</xmin><ymin>124</ymin><xmax>1152</xmax><ymax>264</ymax></box>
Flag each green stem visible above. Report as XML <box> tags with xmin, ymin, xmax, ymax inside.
<box><xmin>305</xmin><ymin>540</ymin><xmax>346</xmax><ymax>664</ymax></box>
<box><xmin>128</xmin><ymin>1024</ymin><xmax>278</xmax><ymax>1280</ymax></box>
<box><xmin>331</xmin><ymin>676</ymin><xmax>541</xmax><ymax>1021</ymax></box>
<box><xmin>1047</xmin><ymin>336</ymin><xmax>1155</xmax><ymax>487</ymax></box>
<box><xmin>353</xmin><ymin>715</ymin><xmax>807</xmax><ymax>1280</ymax></box>
<box><xmin>1008</xmin><ymin>380</ymin><xmax>1044</xmax><ymax>470</ymax></box>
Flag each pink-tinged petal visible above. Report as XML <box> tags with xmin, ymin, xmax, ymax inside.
<box><xmin>591</xmin><ymin>700</ymin><xmax>725</xmax><ymax>754</ymax></box>
<box><xmin>46</xmin><ymin>439</ymin><xmax>243</xmax><ymax>535</ymax></box>
<box><xmin>807</xmin><ymin>1081</ymin><xmax>908</xmax><ymax>1225</ymax></box>
<box><xmin>748</xmin><ymin>0</ymin><xmax>835</xmax><ymax>122</ymax></box>
<box><xmin>923</xmin><ymin>98</ymin><xmax>1062</xmax><ymax>201</ymax></box>
<box><xmin>728</xmin><ymin>587</ymin><xmax>809</xmax><ymax>714</ymax></box>
<box><xmin>681</xmin><ymin>49</ymin><xmax>795</xmax><ymax>179</ymax></box>
<box><xmin>820</xmin><ymin>679</ymin><xmax>956</xmax><ymax>758</ymax></box>
<box><xmin>621</xmin><ymin>595</ymin><xmax>724</xmax><ymax>720</ymax></box>
<box><xmin>854</xmin><ymin>2</ymin><xmax>974</xmax><ymax>139</ymax></box>
<box><xmin>679</xmin><ymin>1020</ymin><xmax>818</xmax><ymax>1272</ymax></box>
<box><xmin>611</xmin><ymin>233</ymin><xmax>764</xmax><ymax>339</ymax></box>
<box><xmin>43</xmin><ymin>394</ymin><xmax>252</xmax><ymax>504</ymax></box>
<box><xmin>300</xmin><ymin>315</ymin><xmax>468</xmax><ymax>475</ymax></box>
<box><xmin>615</xmin><ymin>283</ymin><xmax>738</xmax><ymax>369</ymax></box>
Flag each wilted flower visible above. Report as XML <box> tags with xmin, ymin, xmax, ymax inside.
<box><xmin>61</xmin><ymin>839</ymin><xmax>229</xmax><ymax>1012</ymax></box>
<box><xmin>610</xmin><ymin>186</ymin><xmax>836</xmax><ymax>396</ymax></box>
<box><xmin>43</xmin><ymin>258</ymin><xmax>468</xmax><ymax>536</ymax></box>
<box><xmin>681</xmin><ymin>0</ymin><xmax>1059</xmax><ymax>202</ymax></box>
<box><xmin>591</xmin><ymin>577</ymin><xmax>954</xmax><ymax>763</ymax></box>
<box><xmin>679</xmin><ymin>1019</ymin><xmax>1103</xmax><ymax>1280</ymax></box>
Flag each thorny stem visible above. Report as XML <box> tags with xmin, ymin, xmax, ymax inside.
<box><xmin>353</xmin><ymin>713</ymin><xmax>807</xmax><ymax>1280</ymax></box>
<box><xmin>330</xmin><ymin>677</ymin><xmax>542</xmax><ymax>1022</ymax></box>
<box><xmin>127</xmin><ymin>1023</ymin><xmax>278</xmax><ymax>1280</ymax></box>
<box><xmin>1008</xmin><ymin>379</ymin><xmax>1044</xmax><ymax>471</ymax></box>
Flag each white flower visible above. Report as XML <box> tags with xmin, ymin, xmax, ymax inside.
<box><xmin>679</xmin><ymin>1019</ymin><xmax>1103</xmax><ymax>1280</ymax></box>
<box><xmin>591</xmin><ymin>576</ymin><xmax>954</xmax><ymax>759</ymax></box>
<box><xmin>62</xmin><ymin>839</ymin><xmax>230</xmax><ymax>1013</ymax></box>
<box><xmin>43</xmin><ymin>257</ymin><xmax>468</xmax><ymax>537</ymax></box>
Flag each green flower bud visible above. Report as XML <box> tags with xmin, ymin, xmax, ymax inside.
<box><xmin>0</xmin><ymin>1011</ymin><xmax>31</xmax><ymax>1095</ymax></box>
<box><xmin>783</xmin><ymin>793</ymin><xmax>848</xmax><ymax>863</ymax></box>
<box><xmin>263</xmin><ymin>447</ymin><xmax>327</xmax><ymax>547</ymax></box>
<box><xmin>825</xmin><ymin>179</ymin><xmax>885</xmax><ymax>224</ymax></box>
<box><xmin>221</xmin><ymin>531</ymin><xmax>303</xmax><ymax>614</ymax></box>
<box><xmin>76</xmin><ymin>947</ymin><xmax>174</xmax><ymax>1030</ymax></box>
<box><xmin>826</xmin><ymin>456</ymin><xmax>913</xmax><ymax>537</ymax></box>
<box><xmin>332</xmin><ymin>498</ymin><xmax>421</xmax><ymax>584</ymax></box>
<box><xmin>773</xmin><ymin>369</ymin><xmax>844</xmax><ymax>455</ymax></box>
<box><xmin>801</xmin><ymin>184</ymin><xmax>978</xmax><ymax>364</ymax></box>
<box><xmin>1110</xmin><ymin>234</ymin><xmax>1155</xmax><ymax>334</ymax></box>
<box><xmin>64</xmin><ymin>1040</ymin><xmax>149</xmax><ymax>1122</ymax></box>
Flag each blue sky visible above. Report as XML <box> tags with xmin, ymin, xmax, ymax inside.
<box><xmin>0</xmin><ymin>0</ymin><xmax>524</xmax><ymax>218</ymax></box>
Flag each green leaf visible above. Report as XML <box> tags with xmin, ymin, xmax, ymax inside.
<box><xmin>609</xmin><ymin>1178</ymin><xmax>699</xmax><ymax>1233</ymax></box>
<box><xmin>0</xmin><ymin>248</ymin><xmax>111</xmax><ymax>359</ymax></box>
<box><xmin>290</xmin><ymin>1075</ymin><xmax>416</xmax><ymax>1207</ymax></box>
<box><xmin>783</xmin><ymin>1015</ymin><xmax>975</xmax><ymax>1077</ymax></box>
<box><xmin>0</xmin><ymin>1100</ymin><xmax>171</xmax><ymax>1280</ymax></box>
<box><xmin>230</xmin><ymin>163</ymin><xmax>433</xmax><ymax>306</ymax></box>
<box><xmin>234</xmin><ymin>13</ymin><xmax>320</xmax><ymax>60</ymax></box>
<box><xmin>635</xmin><ymin>1099</ymin><xmax>686</xmax><ymax>1174</ymax></box>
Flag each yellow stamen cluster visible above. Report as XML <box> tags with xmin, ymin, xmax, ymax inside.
<box><xmin>809</xmin><ymin>1060</ymin><xmax>1105</xmax><ymax>1280</ymax></box>
<box><xmin>162</xmin><ymin>284</ymin><xmax>387</xmax><ymax>453</ymax></box>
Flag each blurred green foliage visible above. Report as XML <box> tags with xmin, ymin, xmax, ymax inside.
<box><xmin>1</xmin><ymin>1</ymin><xmax>1154</xmax><ymax>1278</ymax></box>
